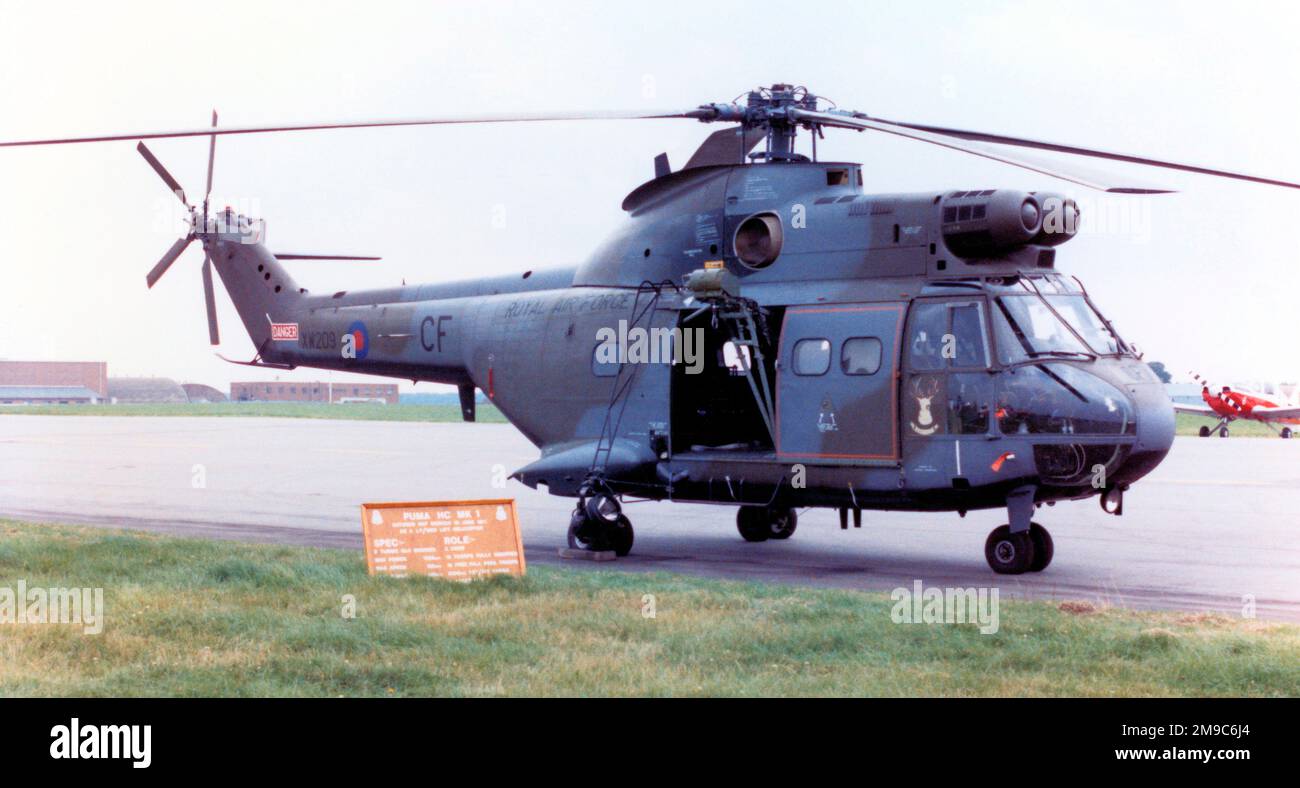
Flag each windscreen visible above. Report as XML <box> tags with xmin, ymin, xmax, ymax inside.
<box><xmin>993</xmin><ymin>292</ymin><xmax>1125</xmax><ymax>362</ymax></box>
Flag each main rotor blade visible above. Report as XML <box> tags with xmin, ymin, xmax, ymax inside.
<box><xmin>850</xmin><ymin>114</ymin><xmax>1300</xmax><ymax>191</ymax></box>
<box><xmin>272</xmin><ymin>253</ymin><xmax>381</xmax><ymax>261</ymax></box>
<box><xmin>146</xmin><ymin>234</ymin><xmax>194</xmax><ymax>288</ymax></box>
<box><xmin>201</xmin><ymin>252</ymin><xmax>220</xmax><ymax>345</ymax></box>
<box><xmin>204</xmin><ymin>110</ymin><xmax>217</xmax><ymax>214</ymax></box>
<box><xmin>136</xmin><ymin>142</ymin><xmax>188</xmax><ymax>205</ymax></box>
<box><xmin>793</xmin><ymin>109</ymin><xmax>1171</xmax><ymax>193</ymax></box>
<box><xmin>0</xmin><ymin>108</ymin><xmax>711</xmax><ymax>148</ymax></box>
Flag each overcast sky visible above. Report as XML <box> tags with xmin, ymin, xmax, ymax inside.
<box><xmin>1</xmin><ymin>0</ymin><xmax>1297</xmax><ymax>393</ymax></box>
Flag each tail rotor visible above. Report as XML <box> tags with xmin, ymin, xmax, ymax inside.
<box><xmin>139</xmin><ymin>110</ymin><xmax>221</xmax><ymax>344</ymax></box>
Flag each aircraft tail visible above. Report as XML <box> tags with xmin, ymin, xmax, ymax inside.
<box><xmin>206</xmin><ymin>231</ymin><xmax>305</xmax><ymax>357</ymax></box>
<box><xmin>133</xmin><ymin>114</ymin><xmax>371</xmax><ymax>359</ymax></box>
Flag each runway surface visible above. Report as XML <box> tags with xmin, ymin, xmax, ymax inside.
<box><xmin>1</xmin><ymin>415</ymin><xmax>1298</xmax><ymax>620</ymax></box>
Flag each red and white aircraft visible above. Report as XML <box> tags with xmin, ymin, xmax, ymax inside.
<box><xmin>1175</xmin><ymin>373</ymin><xmax>1300</xmax><ymax>438</ymax></box>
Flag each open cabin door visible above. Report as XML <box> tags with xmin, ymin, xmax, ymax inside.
<box><xmin>776</xmin><ymin>304</ymin><xmax>905</xmax><ymax>462</ymax></box>
<box><xmin>670</xmin><ymin>303</ymin><xmax>781</xmax><ymax>454</ymax></box>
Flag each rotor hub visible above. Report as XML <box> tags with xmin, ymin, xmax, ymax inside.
<box><xmin>697</xmin><ymin>83</ymin><xmax>841</xmax><ymax>162</ymax></box>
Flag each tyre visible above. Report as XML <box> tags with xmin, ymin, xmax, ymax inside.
<box><xmin>1027</xmin><ymin>522</ymin><xmax>1054</xmax><ymax>572</ymax></box>
<box><xmin>767</xmin><ymin>508</ymin><xmax>798</xmax><ymax>540</ymax></box>
<box><xmin>567</xmin><ymin>510</ymin><xmax>601</xmax><ymax>551</ymax></box>
<box><xmin>736</xmin><ymin>506</ymin><xmax>770</xmax><ymax>542</ymax></box>
<box><xmin>1282</xmin><ymin>427</ymin><xmax>1292</xmax><ymax>439</ymax></box>
<box><xmin>1198</xmin><ymin>425</ymin><xmax>1210</xmax><ymax>437</ymax></box>
<box><xmin>607</xmin><ymin>515</ymin><xmax>634</xmax><ymax>557</ymax></box>
<box><xmin>1219</xmin><ymin>427</ymin><xmax>1229</xmax><ymax>438</ymax></box>
<box><xmin>985</xmin><ymin>525</ymin><xmax>1036</xmax><ymax>575</ymax></box>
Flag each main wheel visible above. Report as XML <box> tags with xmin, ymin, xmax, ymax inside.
<box><xmin>1282</xmin><ymin>427</ymin><xmax>1292</xmax><ymax>439</ymax></box>
<box><xmin>607</xmin><ymin>514</ymin><xmax>634</xmax><ymax>557</ymax></box>
<box><xmin>1219</xmin><ymin>427</ymin><xmax>1229</xmax><ymax>438</ymax></box>
<box><xmin>1198</xmin><ymin>425</ymin><xmax>1211</xmax><ymax>437</ymax></box>
<box><xmin>1027</xmin><ymin>522</ymin><xmax>1054</xmax><ymax>572</ymax></box>
<box><xmin>736</xmin><ymin>506</ymin><xmax>770</xmax><ymax>542</ymax></box>
<box><xmin>767</xmin><ymin>508</ymin><xmax>798</xmax><ymax>540</ymax></box>
<box><xmin>985</xmin><ymin>525</ymin><xmax>1036</xmax><ymax>575</ymax></box>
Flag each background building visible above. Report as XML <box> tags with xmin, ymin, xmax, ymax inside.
<box><xmin>0</xmin><ymin>385</ymin><xmax>102</xmax><ymax>404</ymax></box>
<box><xmin>330</xmin><ymin>382</ymin><xmax>398</xmax><ymax>404</ymax></box>
<box><xmin>231</xmin><ymin>381</ymin><xmax>329</xmax><ymax>402</ymax></box>
<box><xmin>229</xmin><ymin>381</ymin><xmax>396</xmax><ymax>404</ymax></box>
<box><xmin>0</xmin><ymin>360</ymin><xmax>108</xmax><ymax>403</ymax></box>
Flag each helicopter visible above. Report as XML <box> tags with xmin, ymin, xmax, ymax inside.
<box><xmin>6</xmin><ymin>84</ymin><xmax>1299</xmax><ymax>574</ymax></box>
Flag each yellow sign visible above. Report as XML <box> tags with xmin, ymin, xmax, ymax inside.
<box><xmin>703</xmin><ymin>259</ymin><xmax>725</xmax><ymax>269</ymax></box>
<box><xmin>359</xmin><ymin>499</ymin><xmax>526</xmax><ymax>580</ymax></box>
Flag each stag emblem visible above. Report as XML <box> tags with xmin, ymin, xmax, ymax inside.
<box><xmin>909</xmin><ymin>375</ymin><xmax>942</xmax><ymax>436</ymax></box>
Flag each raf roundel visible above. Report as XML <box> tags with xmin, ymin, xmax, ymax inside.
<box><xmin>346</xmin><ymin>321</ymin><xmax>369</xmax><ymax>360</ymax></box>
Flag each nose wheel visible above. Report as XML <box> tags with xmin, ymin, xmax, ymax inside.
<box><xmin>567</xmin><ymin>496</ymin><xmax>635</xmax><ymax>557</ymax></box>
<box><xmin>985</xmin><ymin>522</ymin><xmax>1053</xmax><ymax>574</ymax></box>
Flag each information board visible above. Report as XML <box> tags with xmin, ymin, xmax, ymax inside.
<box><xmin>359</xmin><ymin>498</ymin><xmax>525</xmax><ymax>580</ymax></box>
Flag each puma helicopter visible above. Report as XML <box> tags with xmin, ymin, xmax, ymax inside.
<box><xmin>8</xmin><ymin>84</ymin><xmax>1299</xmax><ymax>573</ymax></box>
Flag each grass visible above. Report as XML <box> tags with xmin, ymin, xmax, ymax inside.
<box><xmin>0</xmin><ymin>521</ymin><xmax>1295</xmax><ymax>697</ymax></box>
<box><xmin>1176</xmin><ymin>412</ymin><xmax>1281</xmax><ymax>438</ymax></box>
<box><xmin>0</xmin><ymin>401</ymin><xmax>507</xmax><ymax>423</ymax></box>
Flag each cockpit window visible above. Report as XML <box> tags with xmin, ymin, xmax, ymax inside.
<box><xmin>909</xmin><ymin>303</ymin><xmax>948</xmax><ymax>371</ymax></box>
<box><xmin>988</xmin><ymin>275</ymin><xmax>1127</xmax><ymax>362</ymax></box>
<box><xmin>908</xmin><ymin>300</ymin><xmax>990</xmax><ymax>370</ymax></box>
<box><xmin>949</xmin><ymin>304</ymin><xmax>987</xmax><ymax>367</ymax></box>
<box><xmin>993</xmin><ymin>296</ymin><xmax>1090</xmax><ymax>363</ymax></box>
<box><xmin>1045</xmin><ymin>295</ymin><xmax>1122</xmax><ymax>355</ymax></box>
<box><xmin>997</xmin><ymin>363</ymin><xmax>1136</xmax><ymax>436</ymax></box>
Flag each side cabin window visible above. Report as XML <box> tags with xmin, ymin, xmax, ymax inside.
<box><xmin>841</xmin><ymin>337</ymin><xmax>883</xmax><ymax>375</ymax></box>
<box><xmin>792</xmin><ymin>338</ymin><xmax>832</xmax><ymax>376</ymax></box>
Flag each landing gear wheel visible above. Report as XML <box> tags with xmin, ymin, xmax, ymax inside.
<box><xmin>1198</xmin><ymin>425</ymin><xmax>1211</xmax><ymax>438</ymax></box>
<box><xmin>567</xmin><ymin>510</ymin><xmax>602</xmax><ymax>551</ymax></box>
<box><xmin>984</xmin><ymin>525</ymin><xmax>1036</xmax><ymax>575</ymax></box>
<box><xmin>607</xmin><ymin>514</ymin><xmax>634</xmax><ymax>557</ymax></box>
<box><xmin>767</xmin><ymin>509</ymin><xmax>798</xmax><ymax>540</ymax></box>
<box><xmin>1282</xmin><ymin>427</ymin><xmax>1292</xmax><ymax>439</ymax></box>
<box><xmin>1027</xmin><ymin>522</ymin><xmax>1054</xmax><ymax>572</ymax></box>
<box><xmin>1219</xmin><ymin>427</ymin><xmax>1229</xmax><ymax>438</ymax></box>
<box><xmin>567</xmin><ymin>510</ymin><xmax>635</xmax><ymax>556</ymax></box>
<box><xmin>736</xmin><ymin>506</ymin><xmax>770</xmax><ymax>542</ymax></box>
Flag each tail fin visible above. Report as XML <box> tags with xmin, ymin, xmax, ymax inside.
<box><xmin>206</xmin><ymin>227</ymin><xmax>304</xmax><ymax>359</ymax></box>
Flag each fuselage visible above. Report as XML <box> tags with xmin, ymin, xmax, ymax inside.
<box><xmin>200</xmin><ymin>159</ymin><xmax>1176</xmax><ymax>513</ymax></box>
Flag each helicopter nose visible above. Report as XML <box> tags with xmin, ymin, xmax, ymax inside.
<box><xmin>1115</xmin><ymin>380</ymin><xmax>1176</xmax><ymax>484</ymax></box>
